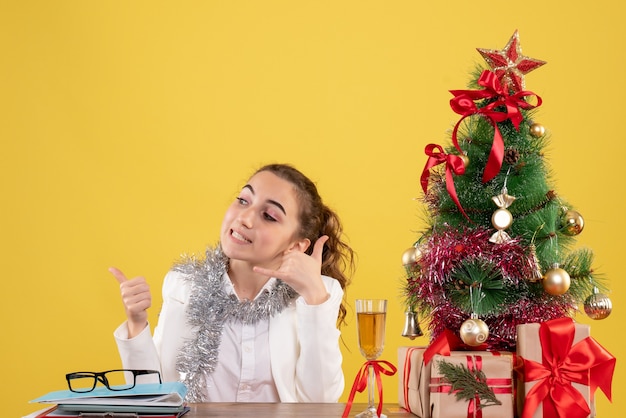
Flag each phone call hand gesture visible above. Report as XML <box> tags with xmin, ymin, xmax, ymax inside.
<box><xmin>109</xmin><ymin>267</ymin><xmax>152</xmax><ymax>338</ymax></box>
<box><xmin>253</xmin><ymin>235</ymin><xmax>330</xmax><ymax>305</ymax></box>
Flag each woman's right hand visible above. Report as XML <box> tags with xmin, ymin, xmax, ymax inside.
<box><xmin>109</xmin><ymin>267</ymin><xmax>151</xmax><ymax>338</ymax></box>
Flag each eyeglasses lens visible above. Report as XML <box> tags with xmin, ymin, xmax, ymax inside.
<box><xmin>68</xmin><ymin>373</ymin><xmax>96</xmax><ymax>392</ymax></box>
<box><xmin>102</xmin><ymin>370</ymin><xmax>134</xmax><ymax>390</ymax></box>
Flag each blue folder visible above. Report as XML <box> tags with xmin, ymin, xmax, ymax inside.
<box><xmin>30</xmin><ymin>382</ymin><xmax>188</xmax><ymax>413</ymax></box>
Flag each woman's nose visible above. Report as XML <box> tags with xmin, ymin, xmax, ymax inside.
<box><xmin>238</xmin><ymin>208</ymin><xmax>254</xmax><ymax>228</ymax></box>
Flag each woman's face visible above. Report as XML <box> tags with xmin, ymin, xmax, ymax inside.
<box><xmin>220</xmin><ymin>170</ymin><xmax>309</xmax><ymax>270</ymax></box>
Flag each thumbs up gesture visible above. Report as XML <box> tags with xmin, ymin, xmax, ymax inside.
<box><xmin>109</xmin><ymin>267</ymin><xmax>151</xmax><ymax>338</ymax></box>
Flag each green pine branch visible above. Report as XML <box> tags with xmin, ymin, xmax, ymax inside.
<box><xmin>436</xmin><ymin>360</ymin><xmax>502</xmax><ymax>409</ymax></box>
<box><xmin>446</xmin><ymin>258</ymin><xmax>509</xmax><ymax>315</ymax></box>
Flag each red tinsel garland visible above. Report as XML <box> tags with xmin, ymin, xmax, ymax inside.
<box><xmin>407</xmin><ymin>226</ymin><xmax>577</xmax><ymax>351</ymax></box>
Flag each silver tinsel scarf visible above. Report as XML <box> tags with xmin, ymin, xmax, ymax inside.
<box><xmin>173</xmin><ymin>245</ymin><xmax>298</xmax><ymax>402</ymax></box>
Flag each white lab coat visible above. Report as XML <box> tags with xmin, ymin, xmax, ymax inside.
<box><xmin>114</xmin><ymin>270</ymin><xmax>345</xmax><ymax>403</ymax></box>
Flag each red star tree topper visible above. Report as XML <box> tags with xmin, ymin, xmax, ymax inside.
<box><xmin>477</xmin><ymin>30</ymin><xmax>546</xmax><ymax>93</ymax></box>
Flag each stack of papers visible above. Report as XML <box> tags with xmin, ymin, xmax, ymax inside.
<box><xmin>29</xmin><ymin>382</ymin><xmax>189</xmax><ymax>417</ymax></box>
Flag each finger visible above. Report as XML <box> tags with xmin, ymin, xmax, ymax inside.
<box><xmin>311</xmin><ymin>235</ymin><xmax>329</xmax><ymax>262</ymax></box>
<box><xmin>253</xmin><ymin>266</ymin><xmax>280</xmax><ymax>278</ymax></box>
<box><xmin>108</xmin><ymin>267</ymin><xmax>128</xmax><ymax>285</ymax></box>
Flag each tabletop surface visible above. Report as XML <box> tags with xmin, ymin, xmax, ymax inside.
<box><xmin>185</xmin><ymin>402</ymin><xmax>412</xmax><ymax>417</ymax></box>
<box><xmin>24</xmin><ymin>402</ymin><xmax>413</xmax><ymax>418</ymax></box>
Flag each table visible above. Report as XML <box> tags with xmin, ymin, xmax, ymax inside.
<box><xmin>185</xmin><ymin>403</ymin><xmax>412</xmax><ymax>417</ymax></box>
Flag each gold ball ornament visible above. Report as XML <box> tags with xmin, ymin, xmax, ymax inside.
<box><xmin>561</xmin><ymin>210</ymin><xmax>584</xmax><ymax>236</ymax></box>
<box><xmin>402</xmin><ymin>246</ymin><xmax>423</xmax><ymax>267</ymax></box>
<box><xmin>543</xmin><ymin>265</ymin><xmax>571</xmax><ymax>295</ymax></box>
<box><xmin>459</xmin><ymin>316</ymin><xmax>490</xmax><ymax>346</ymax></box>
<box><xmin>584</xmin><ymin>288</ymin><xmax>612</xmax><ymax>320</ymax></box>
<box><xmin>491</xmin><ymin>208</ymin><xmax>513</xmax><ymax>230</ymax></box>
<box><xmin>529</xmin><ymin>123</ymin><xmax>546</xmax><ymax>138</ymax></box>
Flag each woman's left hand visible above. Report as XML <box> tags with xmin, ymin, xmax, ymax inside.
<box><xmin>253</xmin><ymin>235</ymin><xmax>330</xmax><ymax>305</ymax></box>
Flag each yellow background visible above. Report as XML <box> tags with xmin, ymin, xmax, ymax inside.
<box><xmin>2</xmin><ymin>2</ymin><xmax>623</xmax><ymax>417</ymax></box>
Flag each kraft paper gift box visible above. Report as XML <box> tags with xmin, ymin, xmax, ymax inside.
<box><xmin>429</xmin><ymin>352</ymin><xmax>514</xmax><ymax>418</ymax></box>
<box><xmin>515</xmin><ymin>318</ymin><xmax>615</xmax><ymax>418</ymax></box>
<box><xmin>398</xmin><ymin>346</ymin><xmax>431</xmax><ymax>417</ymax></box>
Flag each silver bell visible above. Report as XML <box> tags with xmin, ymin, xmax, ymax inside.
<box><xmin>401</xmin><ymin>308</ymin><xmax>423</xmax><ymax>340</ymax></box>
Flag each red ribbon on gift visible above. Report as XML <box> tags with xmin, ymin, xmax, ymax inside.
<box><xmin>402</xmin><ymin>347</ymin><xmax>421</xmax><ymax>414</ymax></box>
<box><xmin>431</xmin><ymin>355</ymin><xmax>513</xmax><ymax>418</ymax></box>
<box><xmin>521</xmin><ymin>317</ymin><xmax>616</xmax><ymax>418</ymax></box>
<box><xmin>449</xmin><ymin>70</ymin><xmax>542</xmax><ymax>183</ymax></box>
<box><xmin>420</xmin><ymin>143</ymin><xmax>468</xmax><ymax>219</ymax></box>
<box><xmin>342</xmin><ymin>360</ymin><xmax>397</xmax><ymax>418</ymax></box>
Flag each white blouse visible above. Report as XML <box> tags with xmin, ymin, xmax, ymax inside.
<box><xmin>205</xmin><ymin>275</ymin><xmax>280</xmax><ymax>402</ymax></box>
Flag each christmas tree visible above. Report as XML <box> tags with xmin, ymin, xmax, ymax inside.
<box><xmin>402</xmin><ymin>30</ymin><xmax>613</xmax><ymax>351</ymax></box>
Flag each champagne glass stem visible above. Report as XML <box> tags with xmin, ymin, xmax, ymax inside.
<box><xmin>367</xmin><ymin>363</ymin><xmax>376</xmax><ymax>411</ymax></box>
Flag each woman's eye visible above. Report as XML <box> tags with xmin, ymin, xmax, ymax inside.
<box><xmin>236</xmin><ymin>197</ymin><xmax>248</xmax><ymax>205</ymax></box>
<box><xmin>263</xmin><ymin>212</ymin><xmax>277</xmax><ymax>222</ymax></box>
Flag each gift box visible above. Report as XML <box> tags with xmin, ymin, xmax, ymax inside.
<box><xmin>398</xmin><ymin>346</ymin><xmax>515</xmax><ymax>418</ymax></box>
<box><xmin>429</xmin><ymin>352</ymin><xmax>514</xmax><ymax>418</ymax></box>
<box><xmin>398</xmin><ymin>328</ymin><xmax>477</xmax><ymax>416</ymax></box>
<box><xmin>516</xmin><ymin>318</ymin><xmax>615</xmax><ymax>418</ymax></box>
<box><xmin>398</xmin><ymin>346</ymin><xmax>431</xmax><ymax>417</ymax></box>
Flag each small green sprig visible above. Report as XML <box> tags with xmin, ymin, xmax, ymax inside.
<box><xmin>436</xmin><ymin>360</ymin><xmax>502</xmax><ymax>409</ymax></box>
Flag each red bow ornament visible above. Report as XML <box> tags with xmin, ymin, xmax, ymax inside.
<box><xmin>423</xmin><ymin>328</ymin><xmax>488</xmax><ymax>365</ymax></box>
<box><xmin>521</xmin><ymin>318</ymin><xmax>615</xmax><ymax>418</ymax></box>
<box><xmin>449</xmin><ymin>70</ymin><xmax>542</xmax><ymax>183</ymax></box>
<box><xmin>421</xmin><ymin>143</ymin><xmax>468</xmax><ymax>219</ymax></box>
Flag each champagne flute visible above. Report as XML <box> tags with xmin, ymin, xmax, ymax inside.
<box><xmin>355</xmin><ymin>299</ymin><xmax>387</xmax><ymax>418</ymax></box>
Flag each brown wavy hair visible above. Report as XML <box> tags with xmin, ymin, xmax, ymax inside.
<box><xmin>254</xmin><ymin>163</ymin><xmax>355</xmax><ymax>327</ymax></box>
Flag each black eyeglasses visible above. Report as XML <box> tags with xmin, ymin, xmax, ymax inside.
<box><xmin>66</xmin><ymin>369</ymin><xmax>162</xmax><ymax>393</ymax></box>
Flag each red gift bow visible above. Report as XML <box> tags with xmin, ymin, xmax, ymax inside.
<box><xmin>431</xmin><ymin>354</ymin><xmax>513</xmax><ymax>418</ymax></box>
<box><xmin>420</xmin><ymin>143</ymin><xmax>468</xmax><ymax>219</ymax></box>
<box><xmin>342</xmin><ymin>360</ymin><xmax>397</xmax><ymax>418</ymax></box>
<box><xmin>449</xmin><ymin>70</ymin><xmax>542</xmax><ymax>183</ymax></box>
<box><xmin>423</xmin><ymin>328</ymin><xmax>488</xmax><ymax>365</ymax></box>
<box><xmin>521</xmin><ymin>317</ymin><xmax>616</xmax><ymax>418</ymax></box>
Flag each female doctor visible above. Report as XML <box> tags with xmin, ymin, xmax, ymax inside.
<box><xmin>109</xmin><ymin>163</ymin><xmax>355</xmax><ymax>403</ymax></box>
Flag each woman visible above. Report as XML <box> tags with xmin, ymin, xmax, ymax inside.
<box><xmin>110</xmin><ymin>163</ymin><xmax>355</xmax><ymax>403</ymax></box>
